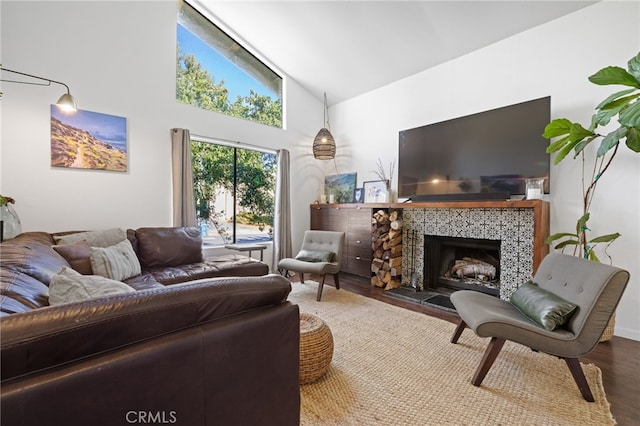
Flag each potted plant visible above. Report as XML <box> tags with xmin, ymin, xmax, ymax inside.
<box><xmin>543</xmin><ymin>52</ymin><xmax>640</xmax><ymax>340</ymax></box>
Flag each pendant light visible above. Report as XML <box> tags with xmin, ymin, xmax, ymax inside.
<box><xmin>313</xmin><ymin>92</ymin><xmax>336</xmax><ymax>160</ymax></box>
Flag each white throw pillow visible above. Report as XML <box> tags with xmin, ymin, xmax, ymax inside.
<box><xmin>49</xmin><ymin>267</ymin><xmax>135</xmax><ymax>306</ymax></box>
<box><xmin>54</xmin><ymin>228</ymin><xmax>127</xmax><ymax>248</ymax></box>
<box><xmin>90</xmin><ymin>239</ymin><xmax>141</xmax><ymax>281</ymax></box>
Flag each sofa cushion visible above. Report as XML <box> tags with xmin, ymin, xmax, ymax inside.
<box><xmin>136</xmin><ymin>254</ymin><xmax>269</xmax><ymax>285</ymax></box>
<box><xmin>52</xmin><ymin>241</ymin><xmax>93</xmax><ymax>275</ymax></box>
<box><xmin>90</xmin><ymin>240</ymin><xmax>141</xmax><ymax>281</ymax></box>
<box><xmin>510</xmin><ymin>281</ymin><xmax>578</xmax><ymax>331</ymax></box>
<box><xmin>54</xmin><ymin>228</ymin><xmax>127</xmax><ymax>248</ymax></box>
<box><xmin>135</xmin><ymin>227</ymin><xmax>203</xmax><ymax>269</ymax></box>
<box><xmin>49</xmin><ymin>267</ymin><xmax>135</xmax><ymax>306</ymax></box>
<box><xmin>1</xmin><ymin>269</ymin><xmax>51</xmax><ymax>314</ymax></box>
<box><xmin>0</xmin><ymin>232</ymin><xmax>69</xmax><ymax>286</ymax></box>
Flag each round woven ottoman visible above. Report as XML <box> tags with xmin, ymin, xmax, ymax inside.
<box><xmin>299</xmin><ymin>312</ymin><xmax>334</xmax><ymax>385</ymax></box>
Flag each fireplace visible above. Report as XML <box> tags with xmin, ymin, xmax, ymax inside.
<box><xmin>424</xmin><ymin>235</ymin><xmax>500</xmax><ymax>297</ymax></box>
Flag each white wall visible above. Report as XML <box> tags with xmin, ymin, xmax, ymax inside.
<box><xmin>326</xmin><ymin>1</ymin><xmax>640</xmax><ymax>340</ymax></box>
<box><xmin>2</xmin><ymin>1</ymin><xmax>638</xmax><ymax>340</ymax></box>
<box><xmin>0</xmin><ymin>1</ymin><xmax>323</xmax><ymax>267</ymax></box>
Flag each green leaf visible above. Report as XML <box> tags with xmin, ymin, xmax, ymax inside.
<box><xmin>595</xmin><ymin>88</ymin><xmax>637</xmax><ymax>109</ymax></box>
<box><xmin>543</xmin><ymin>118</ymin><xmax>573</xmax><ymax>138</ymax></box>
<box><xmin>589</xmin><ymin>232</ymin><xmax>621</xmax><ymax>243</ymax></box>
<box><xmin>619</xmin><ymin>98</ymin><xmax>640</xmax><ymax>127</ymax></box>
<box><xmin>546</xmin><ymin>135</ymin><xmax>570</xmax><ymax>153</ymax></box>
<box><xmin>576</xmin><ymin>213</ymin><xmax>590</xmax><ymax>234</ymax></box>
<box><xmin>589</xmin><ymin>66</ymin><xmax>640</xmax><ymax>88</ymax></box>
<box><xmin>588</xmin><ymin>249</ymin><xmax>600</xmax><ymax>262</ymax></box>
<box><xmin>597</xmin><ymin>127</ymin><xmax>627</xmax><ymax>157</ymax></box>
<box><xmin>599</xmin><ymin>93</ymin><xmax>640</xmax><ymax>111</ymax></box>
<box><xmin>553</xmin><ymin>139</ymin><xmax>579</xmax><ymax>164</ymax></box>
<box><xmin>626</xmin><ymin>126</ymin><xmax>640</xmax><ymax>152</ymax></box>
<box><xmin>546</xmin><ymin>232</ymin><xmax>578</xmax><ymax>244</ymax></box>
<box><xmin>627</xmin><ymin>52</ymin><xmax>640</xmax><ymax>81</ymax></box>
<box><xmin>568</xmin><ymin>122</ymin><xmax>595</xmax><ymax>142</ymax></box>
<box><xmin>593</xmin><ymin>106</ymin><xmax>623</xmax><ymax>127</ymax></box>
<box><xmin>546</xmin><ymin>122</ymin><xmax>593</xmax><ymax>162</ymax></box>
<box><xmin>573</xmin><ymin>135</ymin><xmax>597</xmax><ymax>157</ymax></box>
<box><xmin>555</xmin><ymin>240</ymin><xmax>579</xmax><ymax>250</ymax></box>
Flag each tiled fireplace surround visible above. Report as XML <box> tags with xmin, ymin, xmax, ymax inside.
<box><xmin>401</xmin><ymin>207</ymin><xmax>539</xmax><ymax>300</ymax></box>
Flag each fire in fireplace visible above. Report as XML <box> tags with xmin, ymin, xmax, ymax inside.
<box><xmin>424</xmin><ymin>235</ymin><xmax>500</xmax><ymax>296</ymax></box>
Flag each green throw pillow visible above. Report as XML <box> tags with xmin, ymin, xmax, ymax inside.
<box><xmin>510</xmin><ymin>281</ymin><xmax>578</xmax><ymax>331</ymax></box>
<box><xmin>295</xmin><ymin>249</ymin><xmax>335</xmax><ymax>263</ymax></box>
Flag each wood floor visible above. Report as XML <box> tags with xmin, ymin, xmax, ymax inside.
<box><xmin>301</xmin><ymin>273</ymin><xmax>640</xmax><ymax>425</ymax></box>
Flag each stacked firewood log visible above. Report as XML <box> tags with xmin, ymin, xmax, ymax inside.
<box><xmin>370</xmin><ymin>209</ymin><xmax>402</xmax><ymax>290</ymax></box>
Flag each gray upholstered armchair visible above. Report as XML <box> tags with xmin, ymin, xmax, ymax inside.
<box><xmin>450</xmin><ymin>253</ymin><xmax>630</xmax><ymax>401</ymax></box>
<box><xmin>278</xmin><ymin>230</ymin><xmax>345</xmax><ymax>301</ymax></box>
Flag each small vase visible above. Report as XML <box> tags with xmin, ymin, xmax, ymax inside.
<box><xmin>388</xmin><ymin>189</ymin><xmax>397</xmax><ymax>203</ymax></box>
<box><xmin>0</xmin><ymin>204</ymin><xmax>22</xmax><ymax>242</ymax></box>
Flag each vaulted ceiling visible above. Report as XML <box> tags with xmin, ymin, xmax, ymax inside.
<box><xmin>199</xmin><ymin>1</ymin><xmax>596</xmax><ymax>105</ymax></box>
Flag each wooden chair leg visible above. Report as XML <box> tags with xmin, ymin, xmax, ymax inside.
<box><xmin>451</xmin><ymin>319</ymin><xmax>467</xmax><ymax>344</ymax></box>
<box><xmin>333</xmin><ymin>273</ymin><xmax>340</xmax><ymax>290</ymax></box>
<box><xmin>564</xmin><ymin>358</ymin><xmax>595</xmax><ymax>402</ymax></box>
<box><xmin>316</xmin><ymin>274</ymin><xmax>327</xmax><ymax>301</ymax></box>
<box><xmin>300</xmin><ymin>272</ymin><xmax>305</xmax><ymax>283</ymax></box>
<box><xmin>472</xmin><ymin>337</ymin><xmax>506</xmax><ymax>386</ymax></box>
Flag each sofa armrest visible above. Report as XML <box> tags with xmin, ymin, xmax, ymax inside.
<box><xmin>1</xmin><ymin>274</ymin><xmax>292</xmax><ymax>381</ymax></box>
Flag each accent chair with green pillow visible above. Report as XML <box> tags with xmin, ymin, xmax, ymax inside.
<box><xmin>278</xmin><ymin>230</ymin><xmax>345</xmax><ymax>301</ymax></box>
<box><xmin>450</xmin><ymin>253</ymin><xmax>629</xmax><ymax>402</ymax></box>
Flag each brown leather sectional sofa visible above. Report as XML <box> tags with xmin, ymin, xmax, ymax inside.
<box><xmin>0</xmin><ymin>227</ymin><xmax>300</xmax><ymax>426</ymax></box>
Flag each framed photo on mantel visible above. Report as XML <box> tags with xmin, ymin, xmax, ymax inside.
<box><xmin>353</xmin><ymin>187</ymin><xmax>364</xmax><ymax>203</ymax></box>
<box><xmin>363</xmin><ymin>180</ymin><xmax>389</xmax><ymax>203</ymax></box>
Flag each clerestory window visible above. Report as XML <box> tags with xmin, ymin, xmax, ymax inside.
<box><xmin>176</xmin><ymin>0</ymin><xmax>283</xmax><ymax>128</ymax></box>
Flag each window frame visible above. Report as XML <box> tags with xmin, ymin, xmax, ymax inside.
<box><xmin>177</xmin><ymin>0</ymin><xmax>286</xmax><ymax>128</ymax></box>
<box><xmin>191</xmin><ymin>134</ymin><xmax>277</xmax><ymax>247</ymax></box>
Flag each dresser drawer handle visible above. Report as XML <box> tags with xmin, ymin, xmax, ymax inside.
<box><xmin>356</xmin><ymin>240</ymin><xmax>361</xmax><ymax>244</ymax></box>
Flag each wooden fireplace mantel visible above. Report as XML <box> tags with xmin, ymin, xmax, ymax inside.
<box><xmin>310</xmin><ymin>199</ymin><xmax>550</xmax><ymax>277</ymax></box>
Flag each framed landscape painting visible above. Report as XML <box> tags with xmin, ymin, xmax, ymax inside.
<box><xmin>51</xmin><ymin>106</ymin><xmax>128</xmax><ymax>172</ymax></box>
<box><xmin>325</xmin><ymin>172</ymin><xmax>357</xmax><ymax>204</ymax></box>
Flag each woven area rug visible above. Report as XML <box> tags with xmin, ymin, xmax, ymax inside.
<box><xmin>289</xmin><ymin>282</ymin><xmax>615</xmax><ymax>426</ymax></box>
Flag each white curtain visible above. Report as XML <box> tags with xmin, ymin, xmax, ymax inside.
<box><xmin>171</xmin><ymin>128</ymin><xmax>197</xmax><ymax>227</ymax></box>
<box><xmin>272</xmin><ymin>149</ymin><xmax>292</xmax><ymax>271</ymax></box>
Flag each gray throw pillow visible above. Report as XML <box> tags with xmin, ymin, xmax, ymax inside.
<box><xmin>295</xmin><ymin>249</ymin><xmax>335</xmax><ymax>263</ymax></box>
<box><xmin>510</xmin><ymin>281</ymin><xmax>578</xmax><ymax>331</ymax></box>
<box><xmin>90</xmin><ymin>239</ymin><xmax>141</xmax><ymax>281</ymax></box>
<box><xmin>49</xmin><ymin>267</ymin><xmax>135</xmax><ymax>306</ymax></box>
<box><xmin>54</xmin><ymin>228</ymin><xmax>127</xmax><ymax>248</ymax></box>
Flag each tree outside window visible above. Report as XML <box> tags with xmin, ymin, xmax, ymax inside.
<box><xmin>177</xmin><ymin>0</ymin><xmax>283</xmax><ymax>128</ymax></box>
<box><xmin>191</xmin><ymin>140</ymin><xmax>276</xmax><ymax>245</ymax></box>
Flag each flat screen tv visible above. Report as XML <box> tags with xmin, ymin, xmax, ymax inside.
<box><xmin>398</xmin><ymin>96</ymin><xmax>550</xmax><ymax>201</ymax></box>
